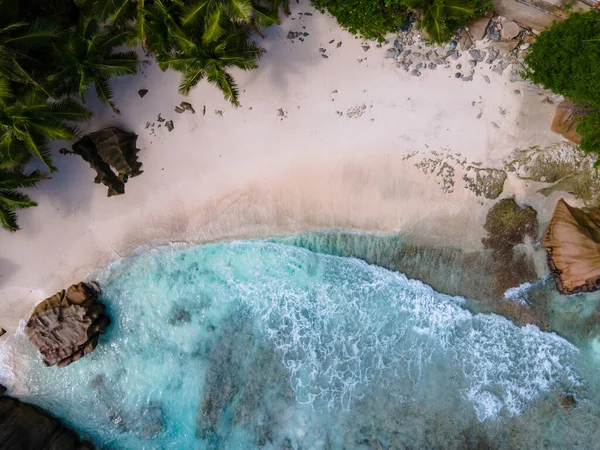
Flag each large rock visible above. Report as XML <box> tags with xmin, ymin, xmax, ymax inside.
<box><xmin>501</xmin><ymin>20</ymin><xmax>521</xmax><ymax>39</ymax></box>
<box><xmin>0</xmin><ymin>395</ymin><xmax>92</xmax><ymax>449</ymax></box>
<box><xmin>25</xmin><ymin>282</ymin><xmax>110</xmax><ymax>368</ymax></box>
<box><xmin>491</xmin><ymin>39</ymin><xmax>519</xmax><ymax>54</ymax></box>
<box><xmin>482</xmin><ymin>198</ymin><xmax>538</xmax><ymax>252</ymax></box>
<box><xmin>542</xmin><ymin>198</ymin><xmax>600</xmax><ymax>294</ymax></box>
<box><xmin>467</xmin><ymin>17</ymin><xmax>491</xmax><ymax>40</ymax></box>
<box><xmin>71</xmin><ymin>127</ymin><xmax>143</xmax><ymax>197</ymax></box>
<box><xmin>551</xmin><ymin>100</ymin><xmax>582</xmax><ymax>144</ymax></box>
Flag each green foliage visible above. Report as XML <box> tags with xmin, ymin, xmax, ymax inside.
<box><xmin>79</xmin><ymin>0</ymin><xmax>288</xmax><ymax>103</ymax></box>
<box><xmin>406</xmin><ymin>0</ymin><xmax>474</xmax><ymax>43</ymax></box>
<box><xmin>577</xmin><ymin>111</ymin><xmax>600</xmax><ymax>160</ymax></box>
<box><xmin>311</xmin><ymin>0</ymin><xmax>408</xmax><ymax>41</ymax></box>
<box><xmin>524</xmin><ymin>11</ymin><xmax>600</xmax><ymax>163</ymax></box>
<box><xmin>524</xmin><ymin>11</ymin><xmax>600</xmax><ymax>109</ymax></box>
<box><xmin>0</xmin><ymin>166</ymin><xmax>46</xmax><ymax>231</ymax></box>
<box><xmin>310</xmin><ymin>0</ymin><xmax>489</xmax><ymax>43</ymax></box>
<box><xmin>49</xmin><ymin>18</ymin><xmax>138</xmax><ymax>111</ymax></box>
<box><xmin>0</xmin><ymin>0</ymin><xmax>287</xmax><ymax>230</ymax></box>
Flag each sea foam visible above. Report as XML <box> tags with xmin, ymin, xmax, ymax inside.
<box><xmin>0</xmin><ymin>241</ymin><xmax>590</xmax><ymax>448</ymax></box>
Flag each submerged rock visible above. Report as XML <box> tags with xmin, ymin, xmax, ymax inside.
<box><xmin>551</xmin><ymin>100</ymin><xmax>582</xmax><ymax>144</ymax></box>
<box><xmin>482</xmin><ymin>198</ymin><xmax>538</xmax><ymax>252</ymax></box>
<box><xmin>463</xmin><ymin>167</ymin><xmax>507</xmax><ymax>199</ymax></box>
<box><xmin>71</xmin><ymin>127</ymin><xmax>143</xmax><ymax>197</ymax></box>
<box><xmin>542</xmin><ymin>198</ymin><xmax>600</xmax><ymax>295</ymax></box>
<box><xmin>25</xmin><ymin>282</ymin><xmax>110</xmax><ymax>367</ymax></box>
<box><xmin>0</xmin><ymin>395</ymin><xmax>92</xmax><ymax>449</ymax></box>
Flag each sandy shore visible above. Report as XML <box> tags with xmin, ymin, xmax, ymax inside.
<box><xmin>0</xmin><ymin>0</ymin><xmax>572</xmax><ymax>334</ymax></box>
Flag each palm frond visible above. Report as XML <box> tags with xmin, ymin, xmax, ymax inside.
<box><xmin>178</xmin><ymin>68</ymin><xmax>205</xmax><ymax>95</ymax></box>
<box><xmin>0</xmin><ymin>207</ymin><xmax>19</xmax><ymax>232</ymax></box>
<box><xmin>226</xmin><ymin>0</ymin><xmax>254</xmax><ymax>22</ymax></box>
<box><xmin>4</xmin><ymin>20</ymin><xmax>63</xmax><ymax>45</ymax></box>
<box><xmin>203</xmin><ymin>10</ymin><xmax>225</xmax><ymax>42</ymax></box>
<box><xmin>181</xmin><ymin>0</ymin><xmax>210</xmax><ymax>26</ymax></box>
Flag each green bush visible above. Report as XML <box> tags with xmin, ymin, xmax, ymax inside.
<box><xmin>524</xmin><ymin>11</ymin><xmax>600</xmax><ymax>162</ymax></box>
<box><xmin>311</xmin><ymin>0</ymin><xmax>409</xmax><ymax>41</ymax></box>
<box><xmin>310</xmin><ymin>0</ymin><xmax>491</xmax><ymax>43</ymax></box>
<box><xmin>524</xmin><ymin>12</ymin><xmax>600</xmax><ymax>109</ymax></box>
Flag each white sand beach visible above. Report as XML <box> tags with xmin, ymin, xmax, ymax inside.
<box><xmin>0</xmin><ymin>0</ymin><xmax>572</xmax><ymax>334</ymax></box>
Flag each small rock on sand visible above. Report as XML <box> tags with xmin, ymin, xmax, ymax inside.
<box><xmin>165</xmin><ymin>120</ymin><xmax>174</xmax><ymax>132</ymax></box>
<box><xmin>337</xmin><ymin>42</ymin><xmax>342</xmax><ymax>48</ymax></box>
<box><xmin>138</xmin><ymin>89</ymin><xmax>148</xmax><ymax>98</ymax></box>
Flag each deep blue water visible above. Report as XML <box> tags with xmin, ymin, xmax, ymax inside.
<box><xmin>2</xmin><ymin>240</ymin><xmax>600</xmax><ymax>449</ymax></box>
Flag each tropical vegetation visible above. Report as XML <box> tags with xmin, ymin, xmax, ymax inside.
<box><xmin>310</xmin><ymin>0</ymin><xmax>491</xmax><ymax>43</ymax></box>
<box><xmin>524</xmin><ymin>11</ymin><xmax>600</xmax><ymax>164</ymax></box>
<box><xmin>0</xmin><ymin>0</ymin><xmax>289</xmax><ymax>231</ymax></box>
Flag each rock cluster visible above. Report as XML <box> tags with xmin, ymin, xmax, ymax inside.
<box><xmin>0</xmin><ymin>388</ymin><xmax>92</xmax><ymax>449</ymax></box>
<box><xmin>25</xmin><ymin>282</ymin><xmax>110</xmax><ymax>368</ymax></box>
<box><xmin>542</xmin><ymin>198</ymin><xmax>600</xmax><ymax>295</ymax></box>
<box><xmin>71</xmin><ymin>127</ymin><xmax>143</xmax><ymax>197</ymax></box>
<box><xmin>386</xmin><ymin>14</ymin><xmax>531</xmax><ymax>84</ymax></box>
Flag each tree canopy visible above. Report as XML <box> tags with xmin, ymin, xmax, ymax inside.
<box><xmin>310</xmin><ymin>0</ymin><xmax>490</xmax><ymax>43</ymax></box>
<box><xmin>524</xmin><ymin>11</ymin><xmax>600</xmax><ymax>163</ymax></box>
<box><xmin>0</xmin><ymin>0</ymin><xmax>288</xmax><ymax>231</ymax></box>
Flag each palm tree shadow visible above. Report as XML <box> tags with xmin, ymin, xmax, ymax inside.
<box><xmin>0</xmin><ymin>258</ymin><xmax>19</xmax><ymax>288</ymax></box>
<box><xmin>243</xmin><ymin>0</ymin><xmax>323</xmax><ymax>94</ymax></box>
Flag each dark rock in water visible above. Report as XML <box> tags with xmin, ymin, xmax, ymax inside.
<box><xmin>168</xmin><ymin>307</ymin><xmax>191</xmax><ymax>325</ymax></box>
<box><xmin>138</xmin><ymin>402</ymin><xmax>165</xmax><ymax>440</ymax></box>
<box><xmin>0</xmin><ymin>395</ymin><xmax>93</xmax><ymax>449</ymax></box>
<box><xmin>483</xmin><ymin>198</ymin><xmax>538</xmax><ymax>253</ymax></box>
<box><xmin>90</xmin><ymin>374</ymin><xmax>165</xmax><ymax>439</ymax></box>
<box><xmin>455</xmin><ymin>72</ymin><xmax>462</xmax><ymax>78</ymax></box>
<box><xmin>0</xmin><ymin>385</ymin><xmax>5</xmax><ymax>396</ymax></box>
<box><xmin>542</xmin><ymin>198</ymin><xmax>600</xmax><ymax>295</ymax></box>
<box><xmin>289</xmin><ymin>231</ymin><xmax>540</xmax><ymax>325</ymax></box>
<box><xmin>196</xmin><ymin>322</ymin><xmax>293</xmax><ymax>445</ymax></box>
<box><xmin>138</xmin><ymin>89</ymin><xmax>148</xmax><ymax>98</ymax></box>
<box><xmin>71</xmin><ymin>127</ymin><xmax>143</xmax><ymax>197</ymax></box>
<box><xmin>25</xmin><ymin>282</ymin><xmax>110</xmax><ymax>368</ymax></box>
<box><xmin>558</xmin><ymin>392</ymin><xmax>577</xmax><ymax>410</ymax></box>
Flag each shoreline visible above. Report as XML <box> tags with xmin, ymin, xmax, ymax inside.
<box><xmin>0</xmin><ymin>0</ymin><xmax>579</xmax><ymax>336</ymax></box>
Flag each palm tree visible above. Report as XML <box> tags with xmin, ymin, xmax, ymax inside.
<box><xmin>157</xmin><ymin>30</ymin><xmax>263</xmax><ymax>105</ymax></box>
<box><xmin>0</xmin><ymin>78</ymin><xmax>91</xmax><ymax>172</ymax></box>
<box><xmin>0</xmin><ymin>166</ymin><xmax>47</xmax><ymax>232</ymax></box>
<box><xmin>49</xmin><ymin>18</ymin><xmax>138</xmax><ymax>112</ymax></box>
<box><xmin>181</xmin><ymin>0</ymin><xmax>286</xmax><ymax>42</ymax></box>
<box><xmin>406</xmin><ymin>0</ymin><xmax>473</xmax><ymax>43</ymax></box>
<box><xmin>0</xmin><ymin>19</ymin><xmax>63</xmax><ymax>90</ymax></box>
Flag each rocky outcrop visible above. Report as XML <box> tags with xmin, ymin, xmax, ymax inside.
<box><xmin>71</xmin><ymin>127</ymin><xmax>143</xmax><ymax>197</ymax></box>
<box><xmin>25</xmin><ymin>282</ymin><xmax>110</xmax><ymax>368</ymax></box>
<box><xmin>542</xmin><ymin>198</ymin><xmax>600</xmax><ymax>294</ymax></box>
<box><xmin>0</xmin><ymin>391</ymin><xmax>92</xmax><ymax>449</ymax></box>
<box><xmin>551</xmin><ymin>100</ymin><xmax>582</xmax><ymax>144</ymax></box>
<box><xmin>482</xmin><ymin>198</ymin><xmax>538</xmax><ymax>252</ymax></box>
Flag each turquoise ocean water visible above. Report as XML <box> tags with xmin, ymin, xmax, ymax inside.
<box><xmin>2</xmin><ymin>239</ymin><xmax>600</xmax><ymax>449</ymax></box>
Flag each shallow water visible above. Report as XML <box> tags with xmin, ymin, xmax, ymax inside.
<box><xmin>2</xmin><ymin>240</ymin><xmax>600</xmax><ymax>449</ymax></box>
